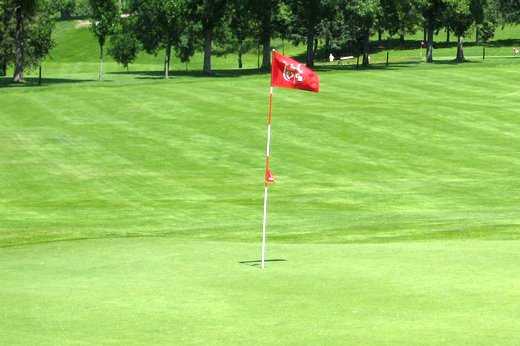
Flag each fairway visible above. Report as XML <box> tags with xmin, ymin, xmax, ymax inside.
<box><xmin>3</xmin><ymin>20</ymin><xmax>520</xmax><ymax>344</ymax></box>
<box><xmin>3</xmin><ymin>61</ymin><xmax>520</xmax><ymax>246</ymax></box>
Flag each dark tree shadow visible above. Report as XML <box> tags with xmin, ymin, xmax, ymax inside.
<box><xmin>109</xmin><ymin>68</ymin><xmax>268</xmax><ymax>79</ymax></box>
<box><xmin>0</xmin><ymin>76</ymin><xmax>96</xmax><ymax>88</ymax></box>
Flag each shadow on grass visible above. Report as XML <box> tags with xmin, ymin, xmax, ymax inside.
<box><xmin>109</xmin><ymin>61</ymin><xmax>427</xmax><ymax>79</ymax></box>
<box><xmin>314</xmin><ymin>60</ymin><xmax>423</xmax><ymax>72</ymax></box>
<box><xmin>109</xmin><ymin>68</ymin><xmax>268</xmax><ymax>79</ymax></box>
<box><xmin>430</xmin><ymin>58</ymin><xmax>481</xmax><ymax>65</ymax></box>
<box><xmin>239</xmin><ymin>259</ymin><xmax>287</xmax><ymax>267</ymax></box>
<box><xmin>297</xmin><ymin>38</ymin><xmax>520</xmax><ymax>66</ymax></box>
<box><xmin>0</xmin><ymin>76</ymin><xmax>96</xmax><ymax>88</ymax></box>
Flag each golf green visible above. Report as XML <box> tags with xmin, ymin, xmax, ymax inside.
<box><xmin>2</xmin><ymin>239</ymin><xmax>520</xmax><ymax>345</ymax></box>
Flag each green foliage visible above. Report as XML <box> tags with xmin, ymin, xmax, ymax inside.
<box><xmin>50</xmin><ymin>0</ymin><xmax>93</xmax><ymax>19</ymax></box>
<box><xmin>221</xmin><ymin>0</ymin><xmax>258</xmax><ymax>67</ymax></box>
<box><xmin>0</xmin><ymin>0</ymin><xmax>55</xmax><ymax>80</ymax></box>
<box><xmin>343</xmin><ymin>0</ymin><xmax>382</xmax><ymax>39</ymax></box>
<box><xmin>342</xmin><ymin>0</ymin><xmax>382</xmax><ymax>65</ymax></box>
<box><xmin>445</xmin><ymin>0</ymin><xmax>473</xmax><ymax>37</ymax></box>
<box><xmin>26</xmin><ymin>1</ymin><xmax>55</xmax><ymax>65</ymax></box>
<box><xmin>498</xmin><ymin>0</ymin><xmax>520</xmax><ymax>23</ymax></box>
<box><xmin>187</xmin><ymin>0</ymin><xmax>229</xmax><ymax>73</ymax></box>
<box><xmin>130</xmin><ymin>0</ymin><xmax>186</xmax><ymax>55</ymax></box>
<box><xmin>380</xmin><ymin>0</ymin><xmax>422</xmax><ymax>38</ymax></box>
<box><xmin>130</xmin><ymin>0</ymin><xmax>191</xmax><ymax>76</ymax></box>
<box><xmin>175</xmin><ymin>27</ymin><xmax>196</xmax><ymax>64</ymax></box>
<box><xmin>480</xmin><ymin>20</ymin><xmax>496</xmax><ymax>41</ymax></box>
<box><xmin>288</xmin><ymin>0</ymin><xmax>331</xmax><ymax>65</ymax></box>
<box><xmin>108</xmin><ymin>18</ymin><xmax>140</xmax><ymax>68</ymax></box>
<box><xmin>88</xmin><ymin>0</ymin><xmax>118</xmax><ymax>47</ymax></box>
<box><xmin>52</xmin><ymin>0</ymin><xmax>76</xmax><ymax>19</ymax></box>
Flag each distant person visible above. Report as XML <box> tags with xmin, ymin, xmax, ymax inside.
<box><xmin>513</xmin><ymin>48</ymin><xmax>520</xmax><ymax>56</ymax></box>
<box><xmin>329</xmin><ymin>53</ymin><xmax>335</xmax><ymax>63</ymax></box>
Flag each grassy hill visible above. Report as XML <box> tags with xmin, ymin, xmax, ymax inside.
<box><xmin>1</xmin><ymin>20</ymin><xmax>520</xmax><ymax>346</ymax></box>
<box><xmin>33</xmin><ymin>20</ymin><xmax>520</xmax><ymax>78</ymax></box>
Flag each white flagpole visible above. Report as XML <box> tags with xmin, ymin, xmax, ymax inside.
<box><xmin>261</xmin><ymin>86</ymin><xmax>274</xmax><ymax>269</ymax></box>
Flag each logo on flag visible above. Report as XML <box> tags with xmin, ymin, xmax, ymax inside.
<box><xmin>283</xmin><ymin>63</ymin><xmax>304</xmax><ymax>83</ymax></box>
<box><xmin>271</xmin><ymin>51</ymin><xmax>320</xmax><ymax>93</ymax></box>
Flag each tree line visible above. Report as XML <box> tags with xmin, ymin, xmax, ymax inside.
<box><xmin>1</xmin><ymin>0</ymin><xmax>519</xmax><ymax>83</ymax></box>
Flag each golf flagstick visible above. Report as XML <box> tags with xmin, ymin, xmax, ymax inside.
<box><xmin>260</xmin><ymin>50</ymin><xmax>319</xmax><ymax>269</ymax></box>
<box><xmin>261</xmin><ymin>85</ymin><xmax>274</xmax><ymax>270</ymax></box>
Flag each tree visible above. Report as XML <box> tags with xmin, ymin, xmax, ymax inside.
<box><xmin>497</xmin><ymin>0</ymin><xmax>520</xmax><ymax>23</ymax></box>
<box><xmin>418</xmin><ymin>0</ymin><xmax>446</xmax><ymax>63</ymax></box>
<box><xmin>0</xmin><ymin>0</ymin><xmax>9</xmax><ymax>76</ymax></box>
<box><xmin>175</xmin><ymin>26</ymin><xmax>196</xmax><ymax>71</ymax></box>
<box><xmin>343</xmin><ymin>0</ymin><xmax>382</xmax><ymax>66</ymax></box>
<box><xmin>108</xmin><ymin>17</ymin><xmax>140</xmax><ymax>69</ymax></box>
<box><xmin>0</xmin><ymin>0</ymin><xmax>55</xmax><ymax>82</ymax></box>
<box><xmin>89</xmin><ymin>0</ymin><xmax>119</xmax><ymax>80</ymax></box>
<box><xmin>12</xmin><ymin>0</ymin><xmax>37</xmax><ymax>82</ymax></box>
<box><xmin>131</xmin><ymin>0</ymin><xmax>186</xmax><ymax>78</ymax></box>
<box><xmin>250</xmin><ymin>0</ymin><xmax>279</xmax><ymax>70</ymax></box>
<box><xmin>273</xmin><ymin>1</ymin><xmax>292</xmax><ymax>54</ymax></box>
<box><xmin>445</xmin><ymin>0</ymin><xmax>474</xmax><ymax>62</ymax></box>
<box><xmin>28</xmin><ymin>1</ymin><xmax>55</xmax><ymax>66</ymax></box>
<box><xmin>471</xmin><ymin>0</ymin><xmax>486</xmax><ymax>43</ymax></box>
<box><xmin>475</xmin><ymin>0</ymin><xmax>498</xmax><ymax>42</ymax></box>
<box><xmin>228</xmin><ymin>0</ymin><xmax>257</xmax><ymax>69</ymax></box>
<box><xmin>380</xmin><ymin>0</ymin><xmax>422</xmax><ymax>45</ymax></box>
<box><xmin>318</xmin><ymin>2</ymin><xmax>347</xmax><ymax>56</ymax></box>
<box><xmin>188</xmin><ymin>0</ymin><xmax>228</xmax><ymax>75</ymax></box>
<box><xmin>54</xmin><ymin>0</ymin><xmax>75</xmax><ymax>19</ymax></box>
<box><xmin>289</xmin><ymin>0</ymin><xmax>330</xmax><ymax>67</ymax></box>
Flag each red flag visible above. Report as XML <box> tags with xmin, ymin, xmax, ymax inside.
<box><xmin>271</xmin><ymin>51</ymin><xmax>320</xmax><ymax>93</ymax></box>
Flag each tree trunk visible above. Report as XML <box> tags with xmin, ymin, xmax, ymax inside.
<box><xmin>98</xmin><ymin>41</ymin><xmax>104</xmax><ymax>81</ymax></box>
<box><xmin>426</xmin><ymin>22</ymin><xmax>434</xmax><ymax>63</ymax></box>
<box><xmin>165</xmin><ymin>43</ymin><xmax>172</xmax><ymax>79</ymax></box>
<box><xmin>362</xmin><ymin>33</ymin><xmax>370</xmax><ymax>66</ymax></box>
<box><xmin>0</xmin><ymin>60</ymin><xmax>6</xmax><ymax>76</ymax></box>
<box><xmin>446</xmin><ymin>28</ymin><xmax>450</xmax><ymax>43</ymax></box>
<box><xmin>257</xmin><ymin>42</ymin><xmax>260</xmax><ymax>70</ymax></box>
<box><xmin>423</xmin><ymin>27</ymin><xmax>427</xmax><ymax>42</ymax></box>
<box><xmin>238</xmin><ymin>41</ymin><xmax>243</xmax><ymax>69</ymax></box>
<box><xmin>261</xmin><ymin>31</ymin><xmax>271</xmax><ymax>71</ymax></box>
<box><xmin>13</xmin><ymin>5</ymin><xmax>24</xmax><ymax>83</ymax></box>
<box><xmin>325</xmin><ymin>36</ymin><xmax>331</xmax><ymax>53</ymax></box>
<box><xmin>456</xmin><ymin>35</ymin><xmax>464</xmax><ymax>63</ymax></box>
<box><xmin>306</xmin><ymin>32</ymin><xmax>315</xmax><ymax>67</ymax></box>
<box><xmin>163</xmin><ymin>52</ymin><xmax>167</xmax><ymax>76</ymax></box>
<box><xmin>203</xmin><ymin>28</ymin><xmax>212</xmax><ymax>75</ymax></box>
<box><xmin>261</xmin><ymin>3</ymin><xmax>272</xmax><ymax>71</ymax></box>
<box><xmin>475</xmin><ymin>26</ymin><xmax>480</xmax><ymax>45</ymax></box>
<box><xmin>378</xmin><ymin>28</ymin><xmax>383</xmax><ymax>45</ymax></box>
<box><xmin>399</xmin><ymin>33</ymin><xmax>405</xmax><ymax>47</ymax></box>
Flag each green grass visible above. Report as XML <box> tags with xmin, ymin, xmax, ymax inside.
<box><xmin>32</xmin><ymin>20</ymin><xmax>520</xmax><ymax>76</ymax></box>
<box><xmin>2</xmin><ymin>239</ymin><xmax>520</xmax><ymax>345</ymax></box>
<box><xmin>1</xmin><ymin>20</ymin><xmax>520</xmax><ymax>345</ymax></box>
